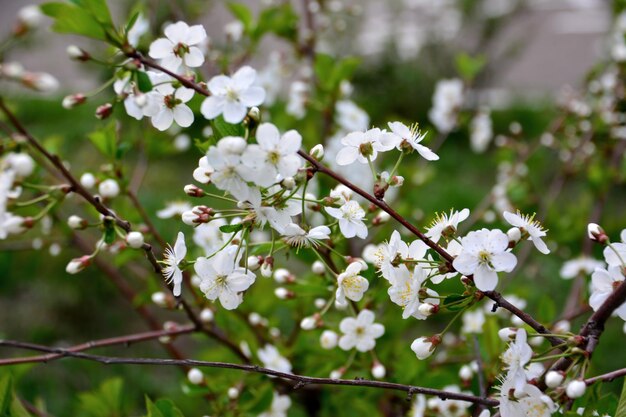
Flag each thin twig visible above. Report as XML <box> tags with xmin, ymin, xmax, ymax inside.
<box><xmin>0</xmin><ymin>340</ymin><xmax>499</xmax><ymax>407</ymax></box>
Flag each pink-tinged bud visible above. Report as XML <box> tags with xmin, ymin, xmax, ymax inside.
<box><xmin>67</xmin><ymin>215</ymin><xmax>88</xmax><ymax>230</ymax></box>
<box><xmin>95</xmin><ymin>103</ymin><xmax>113</xmax><ymax>119</ymax></box>
<box><xmin>62</xmin><ymin>94</ymin><xmax>86</xmax><ymax>109</ymax></box>
<box><xmin>274</xmin><ymin>287</ymin><xmax>294</xmax><ymax>299</ymax></box>
<box><xmin>66</xmin><ymin>45</ymin><xmax>91</xmax><ymax>61</ymax></box>
<box><xmin>587</xmin><ymin>223</ymin><xmax>608</xmax><ymax>244</ymax></box>
<box><xmin>181</xmin><ymin>205</ymin><xmax>214</xmax><ymax>225</ymax></box>
<box><xmin>411</xmin><ymin>335</ymin><xmax>440</xmax><ymax>360</ymax></box>
<box><xmin>388</xmin><ymin>175</ymin><xmax>404</xmax><ymax>187</ymax></box>
<box><xmin>65</xmin><ymin>255</ymin><xmax>91</xmax><ymax>274</ymax></box>
<box><xmin>184</xmin><ymin>184</ymin><xmax>205</xmax><ymax>197</ymax></box>
<box><xmin>418</xmin><ymin>303</ymin><xmax>438</xmax><ymax>316</ymax></box>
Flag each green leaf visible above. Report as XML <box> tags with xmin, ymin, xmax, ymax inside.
<box><xmin>255</xmin><ymin>4</ymin><xmax>299</xmax><ymax>41</ymax></box>
<box><xmin>77</xmin><ymin>378</ymin><xmax>124</xmax><ymax>417</ymax></box>
<box><xmin>0</xmin><ymin>374</ymin><xmax>13</xmax><ymax>415</ymax></box>
<box><xmin>442</xmin><ymin>294</ymin><xmax>468</xmax><ymax>311</ymax></box>
<box><xmin>455</xmin><ymin>53</ymin><xmax>486</xmax><ymax>82</ymax></box>
<box><xmin>241</xmin><ymin>384</ymin><xmax>274</xmax><ymax>414</ymax></box>
<box><xmin>88</xmin><ymin>122</ymin><xmax>117</xmax><ymax>159</ymax></box>
<box><xmin>227</xmin><ymin>2</ymin><xmax>255</xmax><ymax>33</ymax></box>
<box><xmin>616</xmin><ymin>379</ymin><xmax>626</xmax><ymax>417</ymax></box>
<box><xmin>103</xmin><ymin>222</ymin><xmax>116</xmax><ymax>245</ymax></box>
<box><xmin>9</xmin><ymin>396</ymin><xmax>31</xmax><ymax>417</ymax></box>
<box><xmin>135</xmin><ymin>71</ymin><xmax>153</xmax><ymax>93</ymax></box>
<box><xmin>220</xmin><ymin>223</ymin><xmax>244</xmax><ymax>233</ymax></box>
<box><xmin>71</xmin><ymin>0</ymin><xmax>114</xmax><ymax>26</ymax></box>
<box><xmin>145</xmin><ymin>397</ymin><xmax>185</xmax><ymax>417</ymax></box>
<box><xmin>314</xmin><ymin>53</ymin><xmax>335</xmax><ymax>90</ymax></box>
<box><xmin>41</xmin><ymin>2</ymin><xmax>108</xmax><ymax>41</ymax></box>
<box><xmin>211</xmin><ymin>116</ymin><xmax>245</xmax><ymax>140</ymax></box>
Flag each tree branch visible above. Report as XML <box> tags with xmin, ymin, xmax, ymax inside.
<box><xmin>0</xmin><ymin>340</ymin><xmax>498</xmax><ymax>407</ymax></box>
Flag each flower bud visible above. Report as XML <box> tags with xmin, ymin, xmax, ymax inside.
<box><xmin>281</xmin><ymin>176</ymin><xmax>296</xmax><ymax>190</ymax></box>
<box><xmin>4</xmin><ymin>153</ymin><xmax>35</xmax><ymax>178</ymax></box>
<box><xmin>274</xmin><ymin>287</ymin><xmax>293</xmax><ymax>299</ymax></box>
<box><xmin>187</xmin><ymin>368</ymin><xmax>204</xmax><ymax>385</ymax></box>
<box><xmin>545</xmin><ymin>371</ymin><xmax>564</xmax><ymax>388</ymax></box>
<box><xmin>552</xmin><ymin>320</ymin><xmax>571</xmax><ymax>333</ymax></box>
<box><xmin>26</xmin><ymin>72</ymin><xmax>59</xmax><ymax>92</ymax></box>
<box><xmin>507</xmin><ymin>227</ymin><xmax>521</xmax><ymax>244</ymax></box>
<box><xmin>459</xmin><ymin>365</ymin><xmax>473</xmax><ymax>380</ymax></box>
<box><xmin>151</xmin><ymin>291</ymin><xmax>168</xmax><ymax>307</ymax></box>
<box><xmin>587</xmin><ymin>223</ymin><xmax>608</xmax><ymax>243</ymax></box>
<box><xmin>320</xmin><ymin>330</ymin><xmax>338</xmax><ymax>349</ymax></box>
<box><xmin>329</xmin><ymin>368</ymin><xmax>344</xmax><ymax>379</ymax></box>
<box><xmin>248</xmin><ymin>312</ymin><xmax>263</xmax><ymax>326</ymax></box>
<box><xmin>80</xmin><ymin>172</ymin><xmax>96</xmax><ymax>189</ymax></box>
<box><xmin>227</xmin><ymin>387</ymin><xmax>240</xmax><ymax>399</ymax></box>
<box><xmin>411</xmin><ymin>335</ymin><xmax>440</xmax><ymax>360</ymax></box>
<box><xmin>98</xmin><ymin>179</ymin><xmax>120</xmax><ymax>198</ymax></box>
<box><xmin>312</xmin><ymin>260</ymin><xmax>325</xmax><ymax>275</ymax></box>
<box><xmin>371</xmin><ymin>362</ymin><xmax>386</xmax><ymax>379</ymax></box>
<box><xmin>65</xmin><ymin>255</ymin><xmax>91</xmax><ymax>274</ymax></box>
<box><xmin>565</xmin><ymin>380</ymin><xmax>586</xmax><ymax>398</ymax></box>
<box><xmin>62</xmin><ymin>93</ymin><xmax>86</xmax><ymax>109</ymax></box>
<box><xmin>274</xmin><ymin>268</ymin><xmax>294</xmax><ymax>284</ymax></box>
<box><xmin>498</xmin><ymin>327</ymin><xmax>517</xmax><ymax>342</ymax></box>
<box><xmin>126</xmin><ymin>231</ymin><xmax>145</xmax><ymax>248</ymax></box>
<box><xmin>67</xmin><ymin>215</ymin><xmax>87</xmax><ymax>230</ymax></box>
<box><xmin>373</xmin><ymin>211</ymin><xmax>391</xmax><ymax>225</ymax></box>
<box><xmin>200</xmin><ymin>308</ymin><xmax>214</xmax><ymax>323</ymax></box>
<box><xmin>184</xmin><ymin>184</ymin><xmax>205</xmax><ymax>197</ymax></box>
<box><xmin>300</xmin><ymin>316</ymin><xmax>317</xmax><ymax>330</ymax></box>
<box><xmin>261</xmin><ymin>261</ymin><xmax>273</xmax><ymax>278</ymax></box>
<box><xmin>182</xmin><ymin>205</ymin><xmax>214</xmax><ymax>225</ymax></box>
<box><xmin>310</xmin><ymin>144</ymin><xmax>324</xmax><ymax>160</ymax></box>
<box><xmin>314</xmin><ymin>298</ymin><xmax>326</xmax><ymax>309</ymax></box>
<box><xmin>67</xmin><ymin>45</ymin><xmax>90</xmax><ymax>61</ymax></box>
<box><xmin>134</xmin><ymin>93</ymin><xmax>147</xmax><ymax>107</ymax></box>
<box><xmin>247</xmin><ymin>256</ymin><xmax>261</xmax><ymax>271</ymax></box>
<box><xmin>95</xmin><ymin>103</ymin><xmax>113</xmax><ymax>120</ymax></box>
<box><xmin>418</xmin><ymin>303</ymin><xmax>437</xmax><ymax>317</ymax></box>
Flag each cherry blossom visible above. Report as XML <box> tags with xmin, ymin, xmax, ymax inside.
<box><xmin>257</xmin><ymin>344</ymin><xmax>292</xmax><ymax>374</ymax></box>
<box><xmin>149</xmin><ymin>21</ymin><xmax>207</xmax><ymax>72</ymax></box>
<box><xmin>388</xmin><ymin>265</ymin><xmax>439</xmax><ymax>319</ymax></box>
<box><xmin>325</xmin><ymin>200</ymin><xmax>368</xmax><ymax>239</ymax></box>
<box><xmin>145</xmin><ymin>72</ymin><xmax>195</xmax><ymax>131</ymax></box>
<box><xmin>502</xmin><ymin>328</ymin><xmax>532</xmax><ymax>393</ymax></box>
<box><xmin>336</xmin><ymin>262</ymin><xmax>370</xmax><ymax>306</ymax></box>
<box><xmin>388</xmin><ymin>121</ymin><xmax>439</xmax><ymax>161</ymax></box>
<box><xmin>195</xmin><ymin>245</ymin><xmax>256</xmax><ymax>310</ymax></box>
<box><xmin>241</xmin><ymin>123</ymin><xmax>302</xmax><ymax>186</ymax></box>
<box><xmin>453</xmin><ymin>228</ymin><xmax>517</xmax><ymax>291</ymax></box>
<box><xmin>201</xmin><ymin>66</ymin><xmax>266</xmax><ymax>124</ymax></box>
<box><xmin>425</xmin><ymin>208</ymin><xmax>470</xmax><ymax>243</ymax></box>
<box><xmin>589</xmin><ymin>266</ymin><xmax>626</xmax><ymax>320</ymax></box>
<box><xmin>282</xmin><ymin>223</ymin><xmax>330</xmax><ymax>248</ymax></box>
<box><xmin>162</xmin><ymin>232</ymin><xmax>187</xmax><ymax>297</ymax></box>
<box><xmin>503</xmin><ymin>211</ymin><xmax>550</xmax><ymax>254</ymax></box>
<box><xmin>338</xmin><ymin>309</ymin><xmax>385</xmax><ymax>352</ymax></box>
<box><xmin>335</xmin><ymin>128</ymin><xmax>398</xmax><ymax>166</ymax></box>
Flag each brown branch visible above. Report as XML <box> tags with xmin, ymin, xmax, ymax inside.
<box><xmin>584</xmin><ymin>367</ymin><xmax>626</xmax><ymax>386</ymax></box>
<box><xmin>0</xmin><ymin>325</ymin><xmax>195</xmax><ymax>366</ymax></box>
<box><xmin>0</xmin><ymin>340</ymin><xmax>499</xmax><ymax>407</ymax></box>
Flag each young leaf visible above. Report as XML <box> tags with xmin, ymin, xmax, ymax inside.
<box><xmin>88</xmin><ymin>122</ymin><xmax>117</xmax><ymax>159</ymax></box>
<box><xmin>227</xmin><ymin>2</ymin><xmax>255</xmax><ymax>33</ymax></box>
<box><xmin>41</xmin><ymin>2</ymin><xmax>108</xmax><ymax>41</ymax></box>
<box><xmin>220</xmin><ymin>223</ymin><xmax>244</xmax><ymax>233</ymax></box>
<box><xmin>455</xmin><ymin>53</ymin><xmax>486</xmax><ymax>82</ymax></box>
<box><xmin>135</xmin><ymin>71</ymin><xmax>153</xmax><ymax>93</ymax></box>
<box><xmin>616</xmin><ymin>379</ymin><xmax>626</xmax><ymax>417</ymax></box>
<box><xmin>211</xmin><ymin>116</ymin><xmax>245</xmax><ymax>140</ymax></box>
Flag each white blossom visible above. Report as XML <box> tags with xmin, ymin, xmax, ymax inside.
<box><xmin>461</xmin><ymin>309</ymin><xmax>485</xmax><ymax>334</ymax></box>
<box><xmin>145</xmin><ymin>72</ymin><xmax>195</xmax><ymax>131</ymax></box>
<box><xmin>241</xmin><ymin>123</ymin><xmax>302</xmax><ymax>186</ymax></box>
<box><xmin>325</xmin><ymin>200</ymin><xmax>367</xmax><ymax>239</ymax></box>
<box><xmin>336</xmin><ymin>262</ymin><xmax>369</xmax><ymax>306</ymax></box>
<box><xmin>502</xmin><ymin>328</ymin><xmax>532</xmax><ymax>394</ymax></box>
<box><xmin>453</xmin><ymin>228</ymin><xmax>517</xmax><ymax>291</ymax></box>
<box><xmin>149</xmin><ymin>21</ymin><xmax>207</xmax><ymax>72</ymax></box>
<box><xmin>201</xmin><ymin>66</ymin><xmax>265</xmax><ymax>124</ymax></box>
<box><xmin>335</xmin><ymin>128</ymin><xmax>398</xmax><ymax>166</ymax></box>
<box><xmin>425</xmin><ymin>208</ymin><xmax>470</xmax><ymax>243</ymax></box>
<box><xmin>259</xmin><ymin>392</ymin><xmax>291</xmax><ymax>417</ymax></box>
<box><xmin>429</xmin><ymin>79</ymin><xmax>464</xmax><ymax>133</ymax></box>
<box><xmin>282</xmin><ymin>223</ymin><xmax>330</xmax><ymax>248</ymax></box>
<box><xmin>163</xmin><ymin>232</ymin><xmax>187</xmax><ymax>297</ymax></box>
<box><xmin>195</xmin><ymin>245</ymin><xmax>256</xmax><ymax>310</ymax></box>
<box><xmin>335</xmin><ymin>100</ymin><xmax>369</xmax><ymax>132</ymax></box>
<box><xmin>338</xmin><ymin>309</ymin><xmax>385</xmax><ymax>352</ymax></box>
<box><xmin>503</xmin><ymin>211</ymin><xmax>550</xmax><ymax>255</ymax></box>
<box><xmin>258</xmin><ymin>344</ymin><xmax>292</xmax><ymax>373</ymax></box>
<box><xmin>388</xmin><ymin>121</ymin><xmax>439</xmax><ymax>161</ymax></box>
<box><xmin>589</xmin><ymin>266</ymin><xmax>626</xmax><ymax>320</ymax></box>
<box><xmin>388</xmin><ymin>265</ymin><xmax>439</xmax><ymax>319</ymax></box>
<box><xmin>560</xmin><ymin>256</ymin><xmax>605</xmax><ymax>279</ymax></box>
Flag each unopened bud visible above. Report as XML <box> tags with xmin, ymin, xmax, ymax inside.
<box><xmin>281</xmin><ymin>176</ymin><xmax>296</xmax><ymax>190</ymax></box>
<box><xmin>545</xmin><ymin>371</ymin><xmax>564</xmax><ymax>388</ymax></box>
<box><xmin>587</xmin><ymin>223</ymin><xmax>608</xmax><ymax>244</ymax></box>
<box><xmin>418</xmin><ymin>303</ymin><xmax>438</xmax><ymax>317</ymax></box>
<box><xmin>184</xmin><ymin>184</ymin><xmax>205</xmax><ymax>197</ymax></box>
<box><xmin>320</xmin><ymin>330</ymin><xmax>338</xmax><ymax>349</ymax></box>
<box><xmin>187</xmin><ymin>368</ymin><xmax>204</xmax><ymax>385</ymax></box>
<box><xmin>459</xmin><ymin>365</ymin><xmax>473</xmax><ymax>380</ymax></box>
<box><xmin>312</xmin><ymin>260</ymin><xmax>325</xmax><ymax>275</ymax></box>
<box><xmin>273</xmin><ymin>268</ymin><xmax>293</xmax><ymax>283</ymax></box>
<box><xmin>95</xmin><ymin>103</ymin><xmax>113</xmax><ymax>119</ymax></box>
<box><xmin>80</xmin><ymin>172</ymin><xmax>96</xmax><ymax>189</ymax></box>
<box><xmin>227</xmin><ymin>387</ymin><xmax>240</xmax><ymax>399</ymax></box>
<box><xmin>300</xmin><ymin>316</ymin><xmax>317</xmax><ymax>330</ymax></box>
<box><xmin>181</xmin><ymin>205</ymin><xmax>214</xmax><ymax>225</ymax></box>
<box><xmin>200</xmin><ymin>308</ymin><xmax>214</xmax><ymax>323</ymax></box>
<box><xmin>67</xmin><ymin>215</ymin><xmax>87</xmax><ymax>230</ymax></box>
<box><xmin>151</xmin><ymin>291</ymin><xmax>168</xmax><ymax>307</ymax></box>
<box><xmin>67</xmin><ymin>45</ymin><xmax>90</xmax><ymax>61</ymax></box>
<box><xmin>565</xmin><ymin>380</ymin><xmax>586</xmax><ymax>398</ymax></box>
<box><xmin>310</xmin><ymin>144</ymin><xmax>324</xmax><ymax>160</ymax></box>
<box><xmin>372</xmin><ymin>362</ymin><xmax>386</xmax><ymax>379</ymax></box>
<box><xmin>507</xmin><ymin>227</ymin><xmax>521</xmax><ymax>244</ymax></box>
<box><xmin>65</xmin><ymin>255</ymin><xmax>91</xmax><ymax>274</ymax></box>
<box><xmin>126</xmin><ymin>231</ymin><xmax>145</xmax><ymax>248</ymax></box>
<box><xmin>274</xmin><ymin>287</ymin><xmax>293</xmax><ymax>299</ymax></box>
<box><xmin>247</xmin><ymin>256</ymin><xmax>262</xmax><ymax>271</ymax></box>
<box><xmin>62</xmin><ymin>93</ymin><xmax>86</xmax><ymax>109</ymax></box>
<box><xmin>498</xmin><ymin>327</ymin><xmax>517</xmax><ymax>342</ymax></box>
